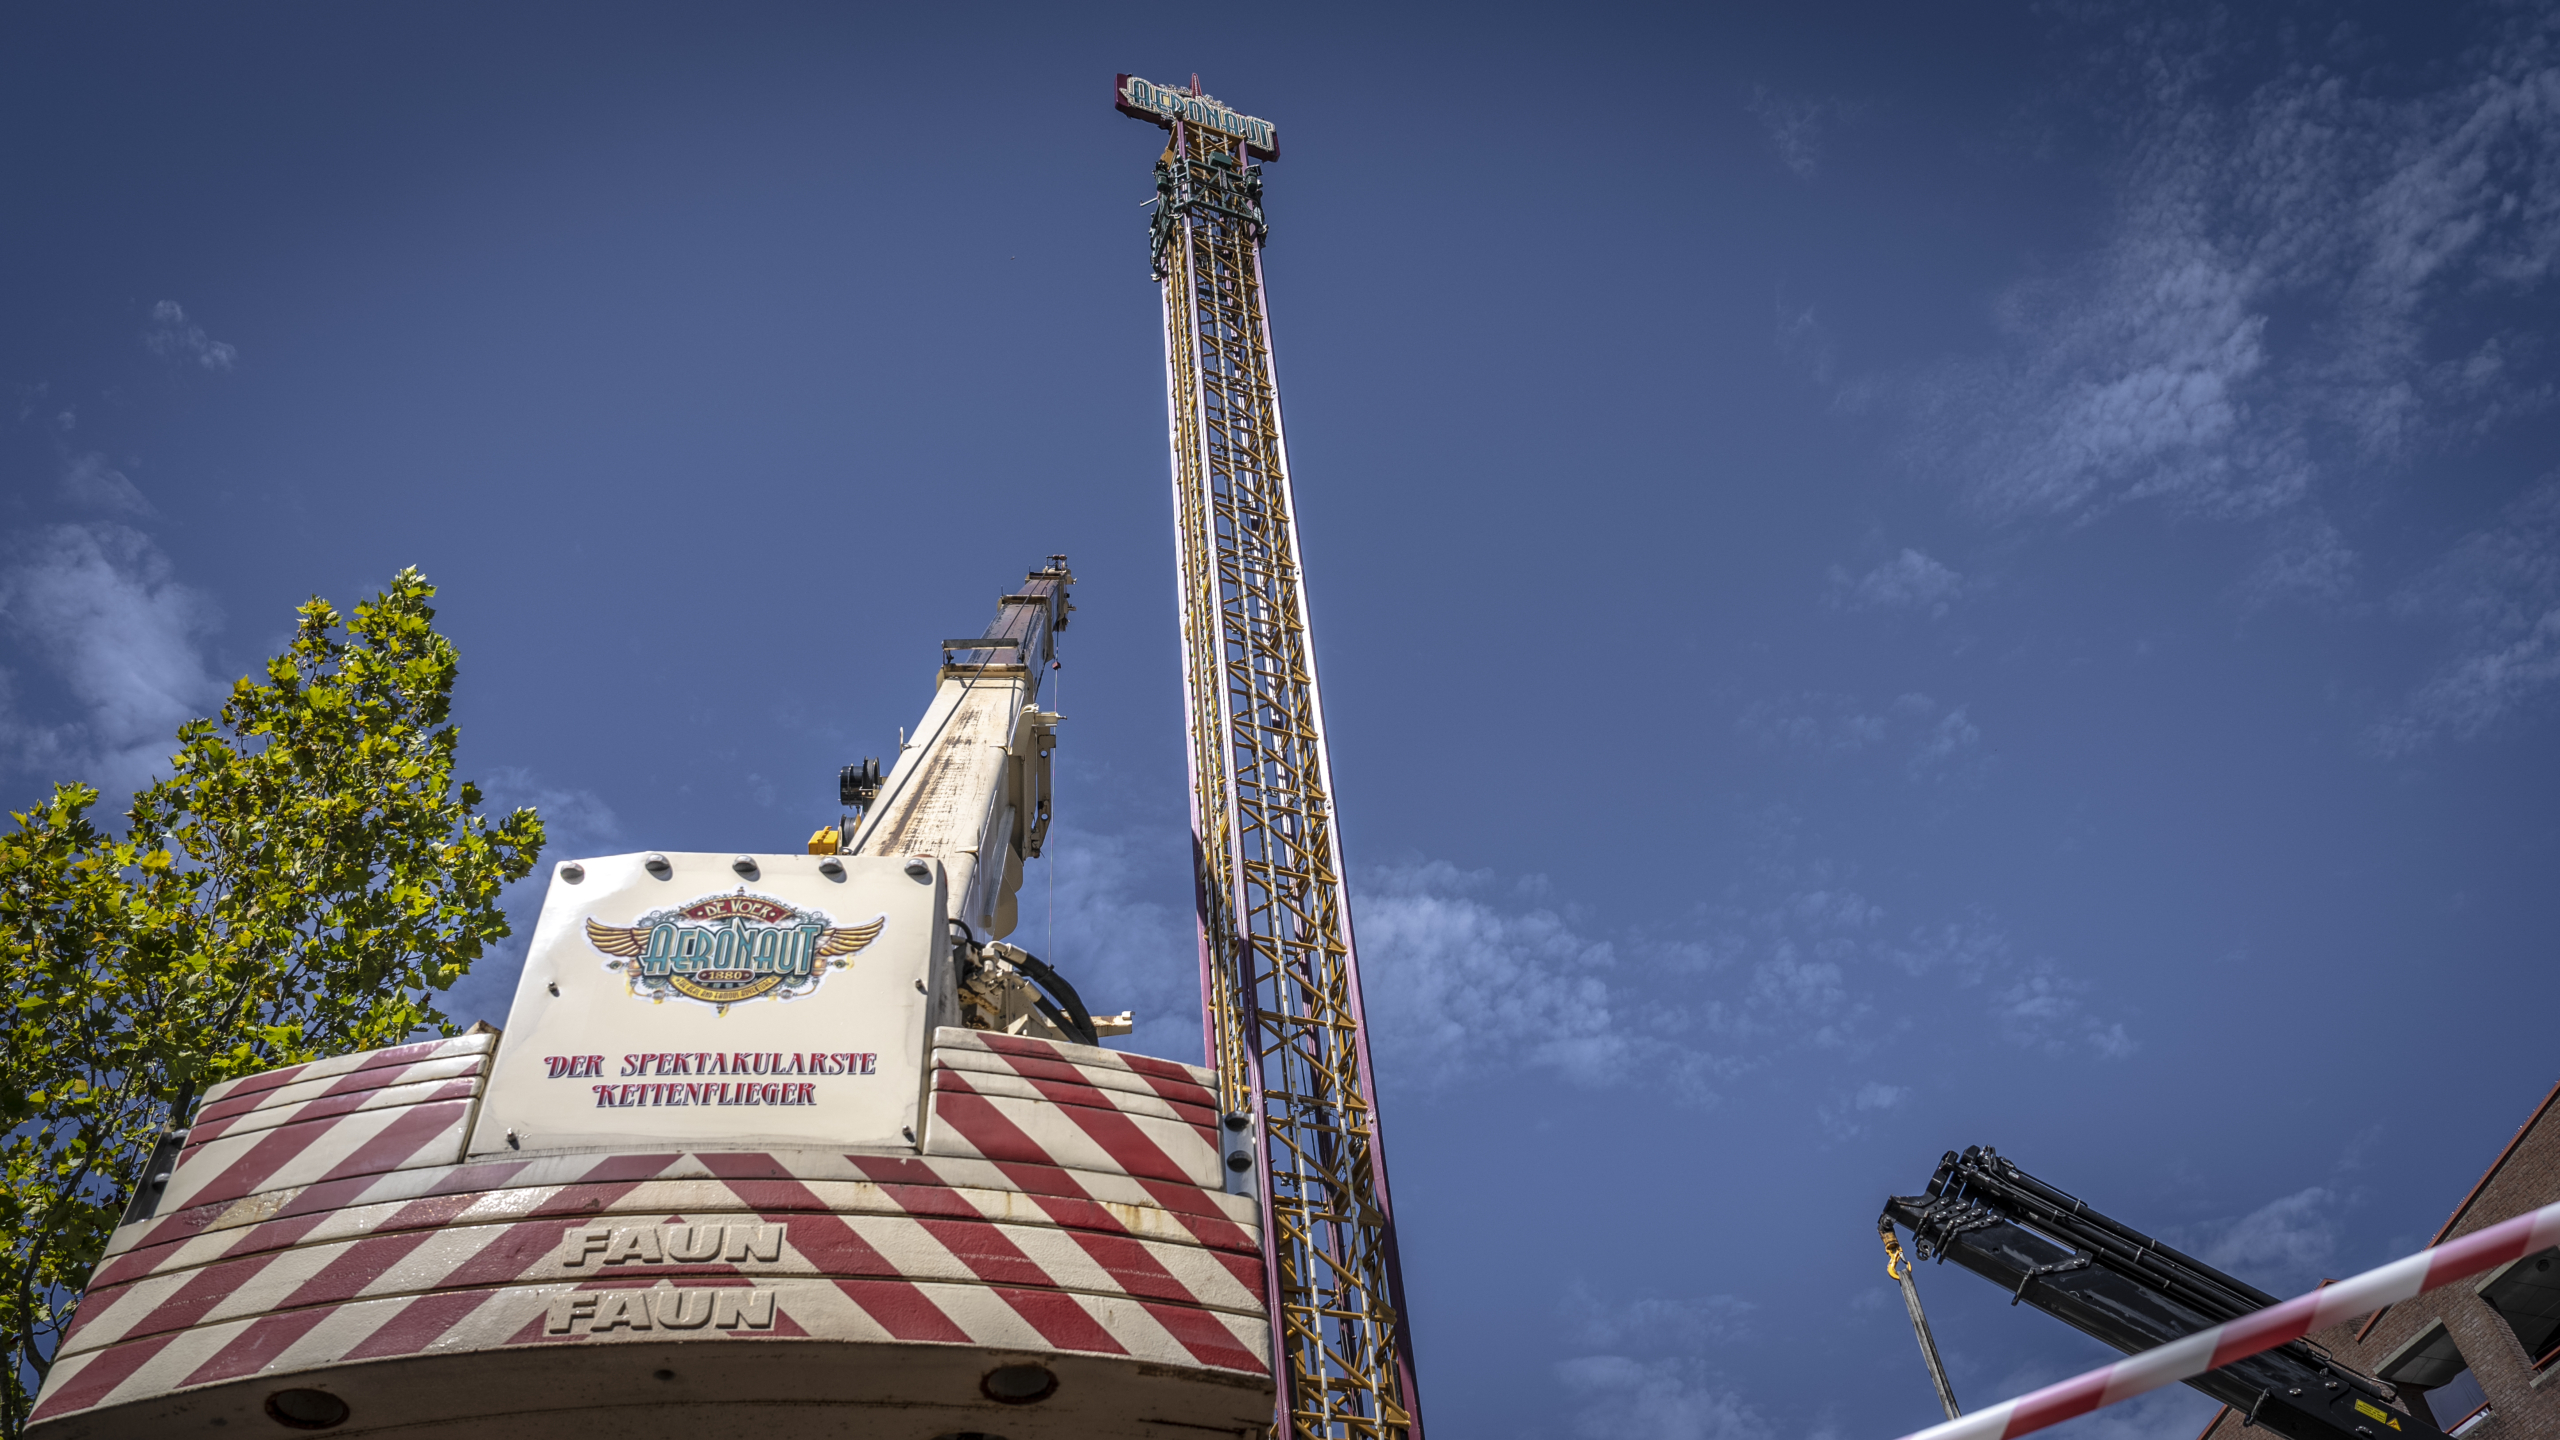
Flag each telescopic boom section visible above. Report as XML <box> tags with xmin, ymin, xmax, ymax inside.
<box><xmin>848</xmin><ymin>558</ymin><xmax>1071</xmax><ymax>945</ymax></box>
<box><xmin>1885</xmin><ymin>1147</ymin><xmax>2436</xmax><ymax>1440</ymax></box>
<box><xmin>1118</xmin><ymin>75</ymin><xmax>1422</xmax><ymax>1440</ymax></box>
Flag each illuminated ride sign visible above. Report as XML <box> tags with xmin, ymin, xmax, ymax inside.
<box><xmin>1115</xmin><ymin>73</ymin><xmax>1278</xmax><ymax>159</ymax></box>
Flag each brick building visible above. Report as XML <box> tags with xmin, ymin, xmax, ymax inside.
<box><xmin>2198</xmin><ymin>1080</ymin><xmax>2560</xmax><ymax>1440</ymax></box>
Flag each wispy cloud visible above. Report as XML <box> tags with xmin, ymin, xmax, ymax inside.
<box><xmin>1037</xmin><ymin>819</ymin><xmax>1211</xmax><ymax>1064</ymax></box>
<box><xmin>1749</xmin><ymin>87</ymin><xmax>1860</xmax><ymax>179</ymax></box>
<box><xmin>1890</xmin><ymin>18</ymin><xmax>2560</xmax><ymax>540</ymax></box>
<box><xmin>143</xmin><ymin>300</ymin><xmax>237</xmax><ymax>372</ymax></box>
<box><xmin>1563</xmin><ymin>1283</ymin><xmax>1758</xmax><ymax>1352</ymax></box>
<box><xmin>2183</xmin><ymin>1186</ymin><xmax>2346</xmax><ymax>1297</ymax></box>
<box><xmin>2011</xmin><ymin>1382</ymin><xmax>2218</xmax><ymax>1440</ymax></box>
<box><xmin>57</xmin><ymin>452</ymin><xmax>153</xmax><ymax>516</ymax></box>
<box><xmin>2373</xmin><ymin>476</ymin><xmax>2560</xmax><ymax>753</ymax></box>
<box><xmin>1818</xmin><ymin>1079</ymin><xmax>1913</xmax><ymax>1140</ymax></box>
<box><xmin>1357</xmin><ymin>859</ymin><xmax>1654</xmax><ymax>1092</ymax></box>
<box><xmin>1991</xmin><ymin>966</ymin><xmax>2138</xmax><ymax>1060</ymax></box>
<box><xmin>448</xmin><ymin>768</ymin><xmax>624</xmax><ymax>1029</ymax></box>
<box><xmin>1556</xmin><ymin>1356</ymin><xmax>1769</xmax><ymax>1440</ymax></box>
<box><xmin>1829</xmin><ymin>549</ymin><xmax>1967</xmax><ymax>616</ymax></box>
<box><xmin>0</xmin><ymin>522</ymin><xmax>221</xmax><ymax>798</ymax></box>
<box><xmin>1034</xmin><ymin>820</ymin><xmax>2135</xmax><ymax>1114</ymax></box>
<box><xmin>1739</xmin><ymin>691</ymin><xmax>1986</xmax><ymax>780</ymax></box>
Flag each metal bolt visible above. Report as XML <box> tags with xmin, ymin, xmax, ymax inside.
<box><xmin>644</xmin><ymin>853</ymin><xmax>670</xmax><ymax>875</ymax></box>
<box><xmin>547</xmin><ymin>981</ymin><xmax>559</xmax><ymax>996</ymax></box>
<box><xmin>732</xmin><ymin>855</ymin><xmax>756</xmax><ymax>876</ymax></box>
<box><xmin>1223</xmin><ymin>1114</ymin><xmax>1251</xmax><ymax>1132</ymax></box>
<box><xmin>904</xmin><ymin>857</ymin><xmax>930</xmax><ymax>878</ymax></box>
<box><xmin>1226</xmin><ymin>1152</ymin><xmax>1253</xmax><ymax>1172</ymax></box>
<box><xmin>914</xmin><ymin>978</ymin><xmax>926</xmax><ymax>993</ymax></box>
<box><xmin>901</xmin><ymin>1126</ymin><xmax>916</xmax><ymax>1143</ymax></box>
<box><xmin>559</xmin><ymin>861</ymin><xmax>584</xmax><ymax>882</ymax></box>
<box><xmin>818</xmin><ymin>856</ymin><xmax>845</xmax><ymax>878</ymax></box>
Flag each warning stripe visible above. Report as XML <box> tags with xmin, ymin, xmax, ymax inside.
<box><xmin>193</xmin><ymin>1053</ymin><xmax>487</xmax><ymax>1130</ymax></box>
<box><xmin>198</xmin><ymin>1034</ymin><xmax>493</xmax><ymax>1109</ymax></box>
<box><xmin>188</xmin><ymin>1076</ymin><xmax>481</xmax><ymax>1148</ymax></box>
<box><xmin>40</xmin><ymin>1030</ymin><xmax>1269</xmax><ymax>1428</ymax></box>
<box><xmin>160</xmin><ymin>1099</ymin><xmax>472</xmax><ymax>1216</ymax></box>
<box><xmin>949</xmin><ymin>1028</ymin><xmax>1222</xmax><ymax>1111</ymax></box>
<box><xmin>43</xmin><ymin>1245</ymin><xmax>1267</xmax><ymax>1423</ymax></box>
<box><xmin>928</xmin><ymin>1071</ymin><xmax>1212</xmax><ymax>1187</ymax></box>
<box><xmin>932</xmin><ymin>1065</ymin><xmax>1219</xmax><ymax>1131</ymax></box>
<box><xmin>1891</xmin><ymin>1198</ymin><xmax>2560</xmax><ymax>1440</ymax></box>
<box><xmin>69</xmin><ymin>1178</ymin><xmax>1264</xmax><ymax>1357</ymax></box>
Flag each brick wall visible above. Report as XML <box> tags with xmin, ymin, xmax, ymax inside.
<box><xmin>2198</xmin><ymin>1080</ymin><xmax>2560</xmax><ymax>1440</ymax></box>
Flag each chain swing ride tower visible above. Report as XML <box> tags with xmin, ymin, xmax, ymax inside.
<box><xmin>1116</xmin><ymin>74</ymin><xmax>1424</xmax><ymax>1440</ymax></box>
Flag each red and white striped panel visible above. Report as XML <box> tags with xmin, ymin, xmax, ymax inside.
<box><xmin>36</xmin><ymin>1278</ymin><xmax>1268</xmax><ymax>1426</ymax></box>
<box><xmin>924</xmin><ymin>1027</ymin><xmax>1228</xmax><ymax>1189</ymax></box>
<box><xmin>192</xmin><ymin>1034</ymin><xmax>493</xmax><ymax>1118</ymax></box>
<box><xmin>144</xmin><ymin>1035</ymin><xmax>492</xmax><ymax>1223</ymax></box>
<box><xmin>64</xmin><ymin>1188</ymin><xmax>1261</xmax><ymax>1358</ymax></box>
<box><xmin>35</xmin><ymin>1148</ymin><xmax>1267</xmax><ymax>1429</ymax></box>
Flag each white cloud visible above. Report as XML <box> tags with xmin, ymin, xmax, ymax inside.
<box><xmin>144</xmin><ymin>300</ymin><xmax>237</xmax><ymax>371</ymax></box>
<box><xmin>1014</xmin><ymin>823</ymin><xmax>2134</xmax><ymax>1113</ymax></box>
<box><xmin>1776</xmin><ymin>299</ymin><xmax>1837</xmax><ymax>384</ymax></box>
<box><xmin>1556</xmin><ymin>1356</ymin><xmax>1769</xmax><ymax>1440</ymax></box>
<box><xmin>2374</xmin><ymin>476</ymin><xmax>2560</xmax><ymax>752</ymax></box>
<box><xmin>1990</xmin><ymin>966</ymin><xmax>2138</xmax><ymax>1060</ymax></box>
<box><xmin>1885</xmin><ymin>914</ymin><xmax>2010</xmax><ymax>982</ymax></box>
<box><xmin>57</xmin><ymin>453</ymin><xmax>153</xmax><ymax>516</ymax></box>
<box><xmin>2031</xmin><ymin>1382</ymin><xmax>2221</xmax><ymax>1440</ymax></box>
<box><xmin>1563</xmin><ymin>1283</ymin><xmax>1757</xmax><ymax>1351</ymax></box>
<box><xmin>1356</xmin><ymin>859</ymin><xmax>1639</xmax><ymax>1091</ymax></box>
<box><xmin>1830</xmin><ymin>549</ymin><xmax>1967</xmax><ymax>616</ymax></box>
<box><xmin>1897</xmin><ymin>23</ymin><xmax>2560</xmax><ymax>531</ymax></box>
<box><xmin>2242</xmin><ymin>513</ymin><xmax>2359</xmax><ymax>608</ymax></box>
<box><xmin>1036</xmin><ymin>820</ymin><xmax>1204</xmax><ymax>1063</ymax></box>
<box><xmin>1819</xmin><ymin>1080</ymin><xmax>1913</xmax><ymax>1139</ymax></box>
<box><xmin>1748</xmin><ymin>88</ymin><xmax>1858</xmax><ymax>180</ymax></box>
<box><xmin>1854</xmin><ymin>1080</ymin><xmax>1910</xmax><ymax>1109</ymax></box>
<box><xmin>1738</xmin><ymin>692</ymin><xmax>1985</xmax><ymax>778</ymax></box>
<box><xmin>1907</xmin><ymin>705</ymin><xmax>1983</xmax><ymax>779</ymax></box>
<box><xmin>2185</xmin><ymin>1186</ymin><xmax>2345</xmax><ymax>1297</ymax></box>
<box><xmin>0</xmin><ymin>522</ymin><xmax>221</xmax><ymax>797</ymax></box>
<box><xmin>447</xmin><ymin>769</ymin><xmax>626</xmax><ymax>1030</ymax></box>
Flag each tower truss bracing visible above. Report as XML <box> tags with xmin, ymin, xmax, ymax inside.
<box><xmin>1117</xmin><ymin>75</ymin><xmax>1423</xmax><ymax>1440</ymax></box>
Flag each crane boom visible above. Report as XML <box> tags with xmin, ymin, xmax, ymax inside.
<box><xmin>1886</xmin><ymin>1147</ymin><xmax>2434</xmax><ymax>1440</ymax></box>
<box><xmin>1118</xmin><ymin>73</ymin><xmax>1423</xmax><ymax>1440</ymax></box>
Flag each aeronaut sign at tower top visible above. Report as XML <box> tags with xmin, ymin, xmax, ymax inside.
<box><xmin>1116</xmin><ymin>74</ymin><xmax>1279</xmax><ymax>159</ymax></box>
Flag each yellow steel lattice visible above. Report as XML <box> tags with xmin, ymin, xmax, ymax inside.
<box><xmin>1150</xmin><ymin>119</ymin><xmax>1423</xmax><ymax>1440</ymax></box>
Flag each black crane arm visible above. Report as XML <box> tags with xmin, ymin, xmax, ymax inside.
<box><xmin>1883</xmin><ymin>1146</ymin><xmax>2431</xmax><ymax>1440</ymax></box>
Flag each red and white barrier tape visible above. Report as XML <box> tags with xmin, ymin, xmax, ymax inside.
<box><xmin>1894</xmin><ymin>1198</ymin><xmax>2560</xmax><ymax>1440</ymax></box>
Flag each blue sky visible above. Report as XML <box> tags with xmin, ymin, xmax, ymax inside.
<box><xmin>6</xmin><ymin>4</ymin><xmax>2559</xmax><ymax>1438</ymax></box>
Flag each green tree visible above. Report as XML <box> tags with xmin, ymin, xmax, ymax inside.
<box><xmin>0</xmin><ymin>568</ymin><xmax>542</xmax><ymax>1435</ymax></box>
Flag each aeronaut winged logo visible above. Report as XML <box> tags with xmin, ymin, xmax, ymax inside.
<box><xmin>584</xmin><ymin>891</ymin><xmax>884</xmax><ymax>1013</ymax></box>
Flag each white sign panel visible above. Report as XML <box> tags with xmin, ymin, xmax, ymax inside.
<box><xmin>1115</xmin><ymin>73</ymin><xmax>1278</xmax><ymax>158</ymax></box>
<box><xmin>468</xmin><ymin>851</ymin><xmax>945</xmax><ymax>1158</ymax></box>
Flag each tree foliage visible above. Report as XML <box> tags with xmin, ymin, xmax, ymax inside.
<box><xmin>0</xmin><ymin>569</ymin><xmax>542</xmax><ymax>1434</ymax></box>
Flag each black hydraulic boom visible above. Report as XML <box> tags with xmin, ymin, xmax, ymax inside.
<box><xmin>1883</xmin><ymin>1147</ymin><xmax>2431</xmax><ymax>1440</ymax></box>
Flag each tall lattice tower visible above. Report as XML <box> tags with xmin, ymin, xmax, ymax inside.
<box><xmin>1115</xmin><ymin>74</ymin><xmax>1423</xmax><ymax>1440</ymax></box>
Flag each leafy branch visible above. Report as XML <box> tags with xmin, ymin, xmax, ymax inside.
<box><xmin>0</xmin><ymin>569</ymin><xmax>542</xmax><ymax>1435</ymax></box>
